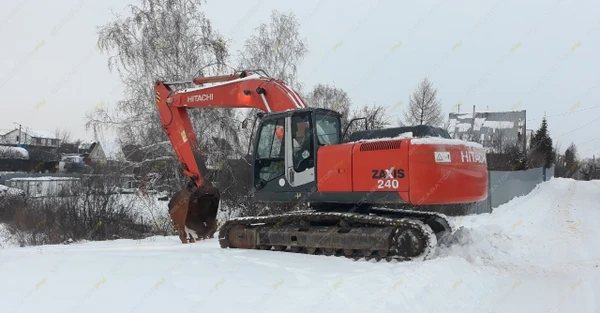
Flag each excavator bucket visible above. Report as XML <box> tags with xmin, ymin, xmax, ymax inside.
<box><xmin>168</xmin><ymin>185</ymin><xmax>220</xmax><ymax>243</ymax></box>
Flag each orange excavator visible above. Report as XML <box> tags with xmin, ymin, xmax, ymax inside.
<box><xmin>154</xmin><ymin>70</ymin><xmax>488</xmax><ymax>261</ymax></box>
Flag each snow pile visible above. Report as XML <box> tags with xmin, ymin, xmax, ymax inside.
<box><xmin>0</xmin><ymin>146</ymin><xmax>29</xmax><ymax>159</ymax></box>
<box><xmin>0</xmin><ymin>184</ymin><xmax>25</xmax><ymax>196</ymax></box>
<box><xmin>0</xmin><ymin>223</ymin><xmax>18</xmax><ymax>249</ymax></box>
<box><xmin>0</xmin><ymin>178</ymin><xmax>598</xmax><ymax>313</ymax></box>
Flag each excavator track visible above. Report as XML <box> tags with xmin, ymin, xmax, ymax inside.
<box><xmin>218</xmin><ymin>209</ymin><xmax>451</xmax><ymax>262</ymax></box>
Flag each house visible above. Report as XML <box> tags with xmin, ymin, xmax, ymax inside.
<box><xmin>0</xmin><ymin>127</ymin><xmax>59</xmax><ymax>147</ymax></box>
<box><xmin>448</xmin><ymin>108</ymin><xmax>528</xmax><ymax>153</ymax></box>
<box><xmin>78</xmin><ymin>141</ymin><xmax>107</xmax><ymax>163</ymax></box>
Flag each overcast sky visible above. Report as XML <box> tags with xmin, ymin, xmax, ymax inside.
<box><xmin>1</xmin><ymin>0</ymin><xmax>599</xmax><ymax>158</ymax></box>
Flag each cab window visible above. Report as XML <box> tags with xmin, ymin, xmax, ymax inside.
<box><xmin>255</xmin><ymin>118</ymin><xmax>285</xmax><ymax>183</ymax></box>
<box><xmin>316</xmin><ymin>113</ymin><xmax>340</xmax><ymax>145</ymax></box>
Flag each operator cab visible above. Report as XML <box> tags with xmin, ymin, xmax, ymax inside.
<box><xmin>251</xmin><ymin>108</ymin><xmax>341</xmax><ymax>199</ymax></box>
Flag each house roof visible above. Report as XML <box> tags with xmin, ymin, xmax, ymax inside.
<box><xmin>1</xmin><ymin>128</ymin><xmax>58</xmax><ymax>139</ymax></box>
<box><xmin>26</xmin><ymin>129</ymin><xmax>57</xmax><ymax>139</ymax></box>
<box><xmin>97</xmin><ymin>140</ymin><xmax>125</xmax><ymax>161</ymax></box>
<box><xmin>78</xmin><ymin>140</ymin><xmax>94</xmax><ymax>150</ymax></box>
<box><xmin>0</xmin><ymin>128</ymin><xmax>17</xmax><ymax>136</ymax></box>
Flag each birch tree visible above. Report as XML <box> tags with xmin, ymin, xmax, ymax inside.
<box><xmin>304</xmin><ymin>84</ymin><xmax>352</xmax><ymax>129</ymax></box>
<box><xmin>88</xmin><ymin>0</ymin><xmax>236</xmax><ymax>192</ymax></box>
<box><xmin>237</xmin><ymin>10</ymin><xmax>309</xmax><ymax>92</ymax></box>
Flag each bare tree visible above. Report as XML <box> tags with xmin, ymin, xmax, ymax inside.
<box><xmin>88</xmin><ymin>0</ymin><xmax>238</xmax><ymax>192</ymax></box>
<box><xmin>54</xmin><ymin>127</ymin><xmax>71</xmax><ymax>144</ymax></box>
<box><xmin>237</xmin><ymin>10</ymin><xmax>309</xmax><ymax>92</ymax></box>
<box><xmin>579</xmin><ymin>159</ymin><xmax>596</xmax><ymax>181</ymax></box>
<box><xmin>395</xmin><ymin>117</ymin><xmax>406</xmax><ymax>127</ymax></box>
<box><xmin>231</xmin><ymin>9</ymin><xmax>311</xmax><ymax>164</ymax></box>
<box><xmin>304</xmin><ymin>84</ymin><xmax>352</xmax><ymax>129</ymax></box>
<box><xmin>403</xmin><ymin>78</ymin><xmax>444</xmax><ymax>126</ymax></box>
<box><xmin>489</xmin><ymin>130</ymin><xmax>506</xmax><ymax>153</ymax></box>
<box><xmin>342</xmin><ymin>103</ymin><xmax>391</xmax><ymax>140</ymax></box>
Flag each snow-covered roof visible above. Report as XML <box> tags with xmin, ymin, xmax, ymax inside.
<box><xmin>0</xmin><ymin>128</ymin><xmax>16</xmax><ymax>136</ymax></box>
<box><xmin>0</xmin><ymin>127</ymin><xmax>58</xmax><ymax>139</ymax></box>
<box><xmin>26</xmin><ymin>129</ymin><xmax>57</xmax><ymax>139</ymax></box>
<box><xmin>98</xmin><ymin>140</ymin><xmax>125</xmax><ymax>161</ymax></box>
<box><xmin>78</xmin><ymin>140</ymin><xmax>94</xmax><ymax>150</ymax></box>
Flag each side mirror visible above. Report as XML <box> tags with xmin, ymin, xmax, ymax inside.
<box><xmin>241</xmin><ymin>119</ymin><xmax>248</xmax><ymax>129</ymax></box>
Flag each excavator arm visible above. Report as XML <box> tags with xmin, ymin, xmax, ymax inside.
<box><xmin>154</xmin><ymin>71</ymin><xmax>306</xmax><ymax>188</ymax></box>
<box><xmin>154</xmin><ymin>71</ymin><xmax>307</xmax><ymax>243</ymax></box>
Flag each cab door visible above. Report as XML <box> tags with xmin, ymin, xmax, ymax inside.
<box><xmin>252</xmin><ymin>116</ymin><xmax>288</xmax><ymax>192</ymax></box>
<box><xmin>284</xmin><ymin>111</ymin><xmax>316</xmax><ymax>188</ymax></box>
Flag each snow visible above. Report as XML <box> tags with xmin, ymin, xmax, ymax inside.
<box><xmin>410</xmin><ymin>137</ymin><xmax>484</xmax><ymax>149</ymax></box>
<box><xmin>97</xmin><ymin>140</ymin><xmax>125</xmax><ymax>161</ymax></box>
<box><xmin>0</xmin><ymin>184</ymin><xmax>25</xmax><ymax>196</ymax></box>
<box><xmin>0</xmin><ymin>223</ymin><xmax>18</xmax><ymax>248</ymax></box>
<box><xmin>26</xmin><ymin>129</ymin><xmax>57</xmax><ymax>139</ymax></box>
<box><xmin>473</xmin><ymin>117</ymin><xmax>486</xmax><ymax>131</ymax></box>
<box><xmin>114</xmin><ymin>193</ymin><xmax>171</xmax><ymax>227</ymax></box>
<box><xmin>0</xmin><ymin>128</ymin><xmax>16</xmax><ymax>136</ymax></box>
<box><xmin>0</xmin><ymin>146</ymin><xmax>29</xmax><ymax>159</ymax></box>
<box><xmin>0</xmin><ymin>178</ymin><xmax>599</xmax><ymax>313</ymax></box>
<box><xmin>178</xmin><ymin>73</ymin><xmax>263</xmax><ymax>93</ymax></box>
<box><xmin>482</xmin><ymin>120</ymin><xmax>515</xmax><ymax>129</ymax></box>
<box><xmin>349</xmin><ymin>132</ymin><xmax>413</xmax><ymax>143</ymax></box>
<box><xmin>454</xmin><ymin>119</ymin><xmax>514</xmax><ymax>133</ymax></box>
<box><xmin>6</xmin><ymin>176</ymin><xmax>79</xmax><ymax>181</ymax></box>
<box><xmin>78</xmin><ymin>140</ymin><xmax>94</xmax><ymax>151</ymax></box>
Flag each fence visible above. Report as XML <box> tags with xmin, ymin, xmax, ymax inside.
<box><xmin>469</xmin><ymin>165</ymin><xmax>555</xmax><ymax>214</ymax></box>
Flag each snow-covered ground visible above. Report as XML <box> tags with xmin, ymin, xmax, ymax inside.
<box><xmin>0</xmin><ymin>178</ymin><xmax>598</xmax><ymax>313</ymax></box>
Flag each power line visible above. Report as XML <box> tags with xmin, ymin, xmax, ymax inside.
<box><xmin>527</xmin><ymin>105</ymin><xmax>600</xmax><ymax>122</ymax></box>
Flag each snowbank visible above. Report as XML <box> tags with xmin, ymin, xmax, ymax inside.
<box><xmin>0</xmin><ymin>223</ymin><xmax>18</xmax><ymax>248</ymax></box>
<box><xmin>0</xmin><ymin>184</ymin><xmax>26</xmax><ymax>196</ymax></box>
<box><xmin>0</xmin><ymin>178</ymin><xmax>598</xmax><ymax>313</ymax></box>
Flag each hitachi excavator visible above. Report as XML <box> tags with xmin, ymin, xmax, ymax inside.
<box><xmin>154</xmin><ymin>70</ymin><xmax>488</xmax><ymax>262</ymax></box>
